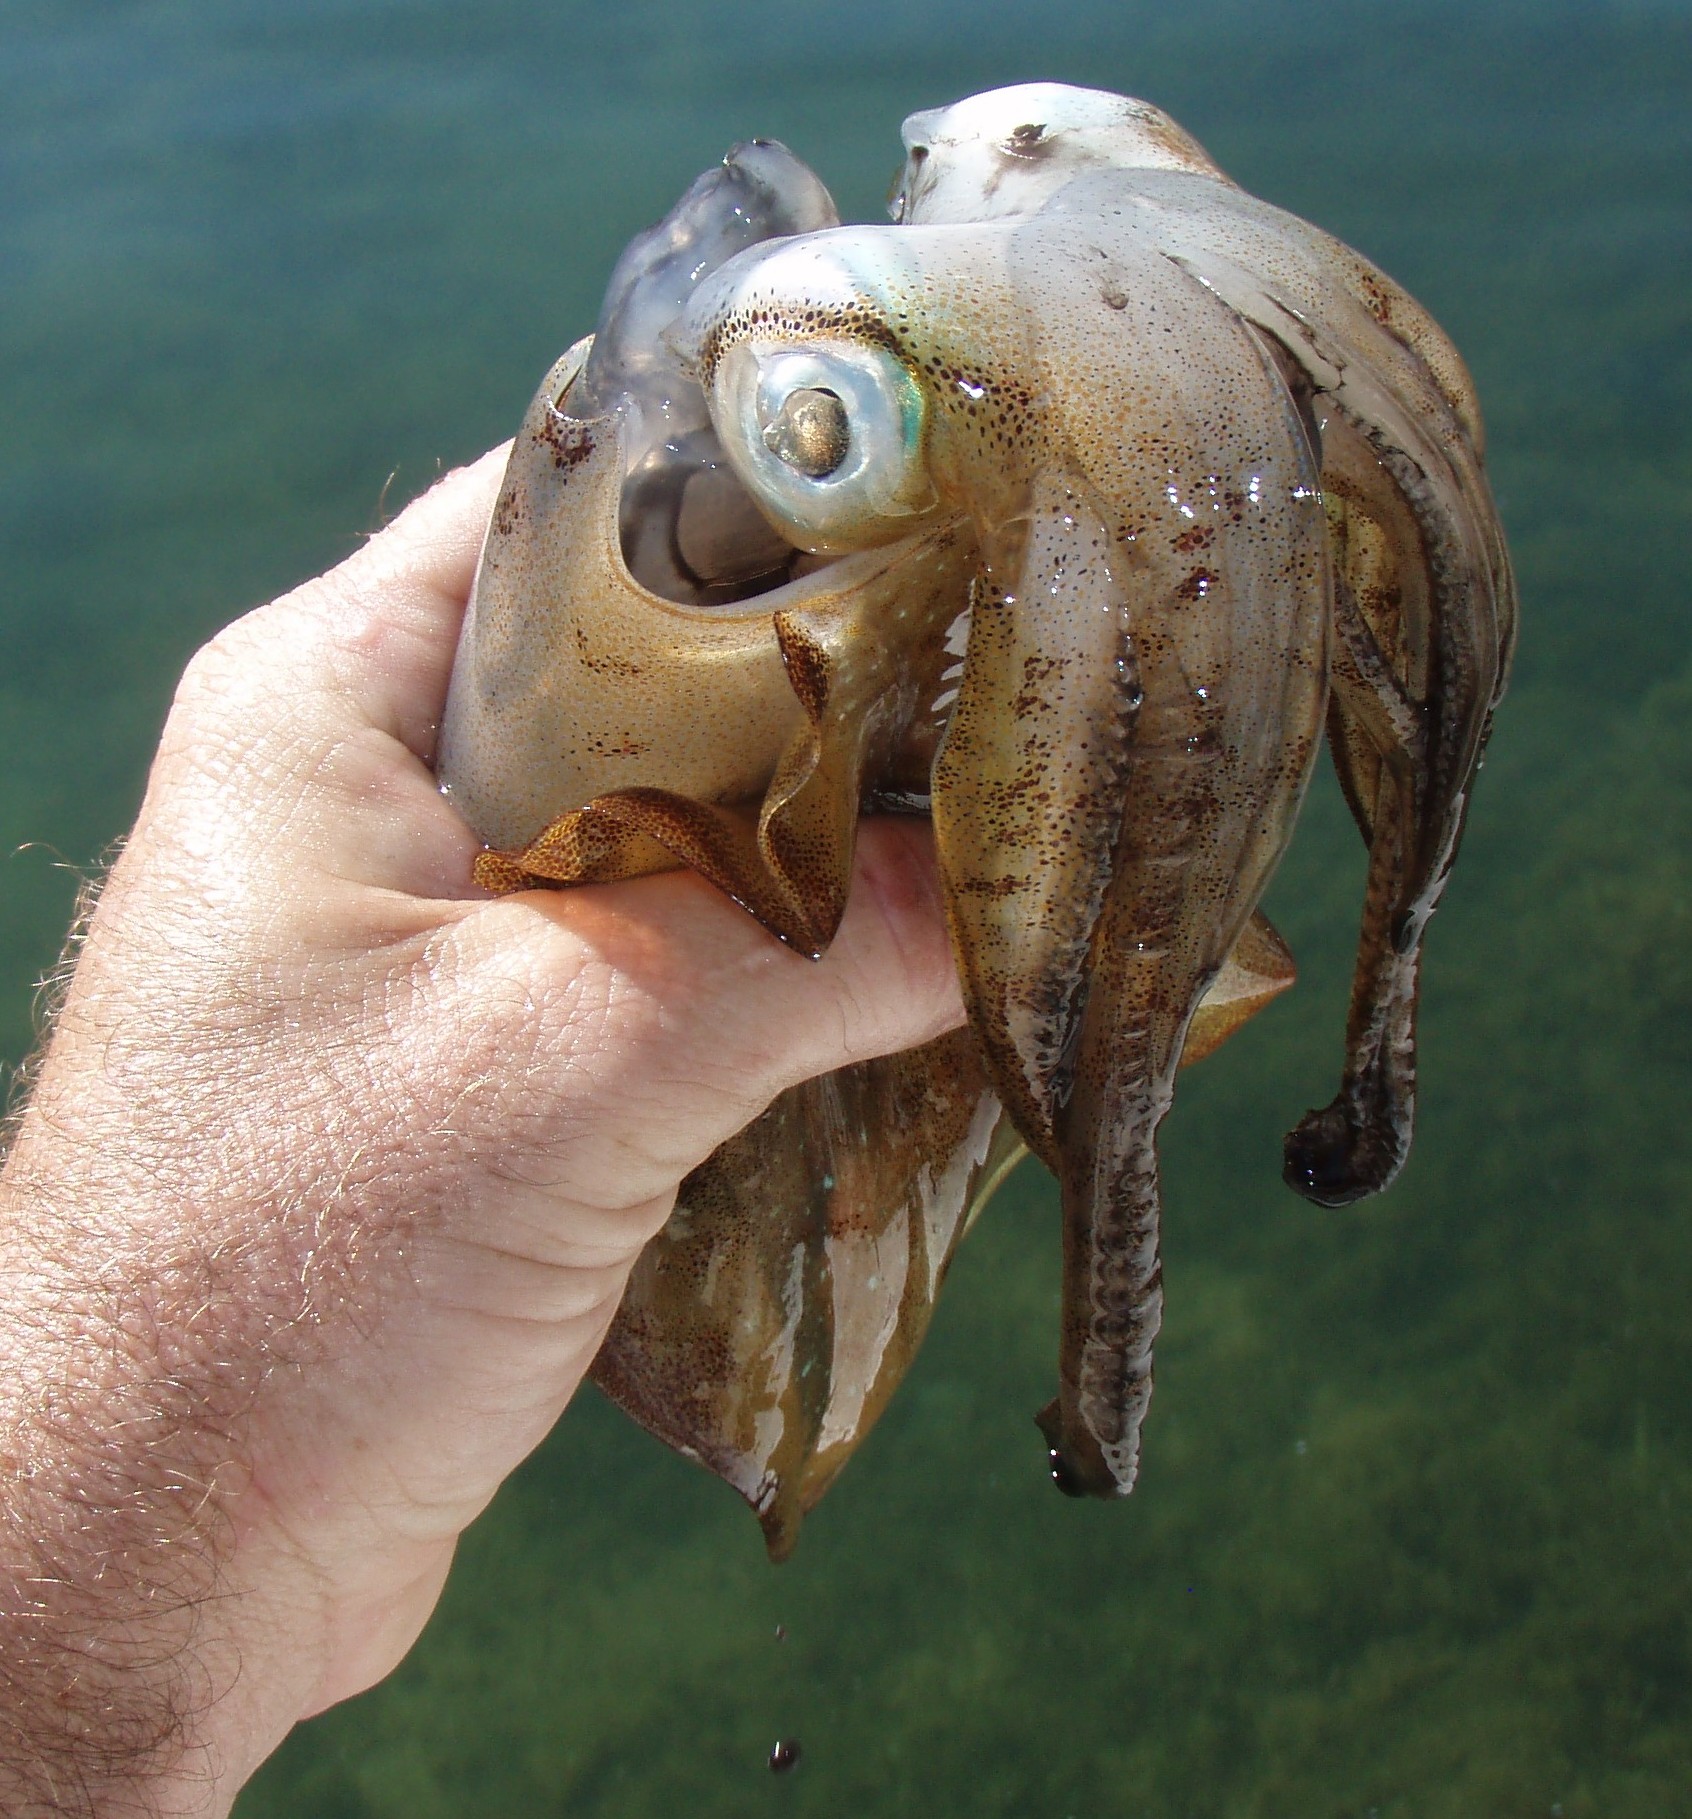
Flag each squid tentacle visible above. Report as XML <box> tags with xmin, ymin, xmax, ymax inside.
<box><xmin>1285</xmin><ymin>396</ymin><xmax>1509</xmax><ymax>1203</ymax></box>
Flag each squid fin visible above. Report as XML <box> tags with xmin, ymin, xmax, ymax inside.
<box><xmin>1182</xmin><ymin>910</ymin><xmax>1297</xmax><ymax>1068</ymax></box>
<box><xmin>589</xmin><ymin>1028</ymin><xmax>1015</xmax><ymax>1561</ymax></box>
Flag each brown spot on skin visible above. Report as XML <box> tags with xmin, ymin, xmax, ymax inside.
<box><xmin>1174</xmin><ymin>569</ymin><xmax>1218</xmax><ymax>602</ymax></box>
<box><xmin>957</xmin><ymin>875</ymin><xmax>1033</xmax><ymax>899</ymax></box>
<box><xmin>492</xmin><ymin>486</ymin><xmax>524</xmax><ymax>538</ymax></box>
<box><xmin>1173</xmin><ymin>526</ymin><xmax>1213</xmax><ymax>553</ymax></box>
<box><xmin>696</xmin><ymin>300</ymin><xmax>905</xmax><ymax>387</ymax></box>
<box><xmin>537</xmin><ymin>411</ymin><xmax>596</xmax><ymax>474</ymax></box>
<box><xmin>573</xmin><ymin>622</ymin><xmax>643</xmax><ymax>679</ymax></box>
<box><xmin>1002</xmin><ymin>122</ymin><xmax>1052</xmax><ymax>160</ymax></box>
<box><xmin>472</xmin><ymin>851</ymin><xmax>538</xmax><ymax>894</ymax></box>
<box><xmin>1358</xmin><ymin>270</ymin><xmax>1396</xmax><ymax>326</ymax></box>
<box><xmin>775</xmin><ymin>620</ymin><xmax>832</xmax><ymax>724</ymax></box>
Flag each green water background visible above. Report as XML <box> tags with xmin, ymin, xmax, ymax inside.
<box><xmin>4</xmin><ymin>1</ymin><xmax>1691</xmax><ymax>1811</ymax></box>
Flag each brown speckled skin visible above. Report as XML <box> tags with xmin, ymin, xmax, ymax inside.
<box><xmin>436</xmin><ymin>84</ymin><xmax>1514</xmax><ymax>1541</ymax></box>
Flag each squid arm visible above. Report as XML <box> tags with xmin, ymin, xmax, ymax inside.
<box><xmin>1133</xmin><ymin>178</ymin><xmax>1517</xmax><ymax>1206</ymax></box>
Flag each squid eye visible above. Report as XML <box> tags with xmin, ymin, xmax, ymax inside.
<box><xmin>762</xmin><ymin>386</ymin><xmax>850</xmax><ymax>477</ymax></box>
<box><xmin>709</xmin><ymin>340</ymin><xmax>935</xmax><ymax>552</ymax></box>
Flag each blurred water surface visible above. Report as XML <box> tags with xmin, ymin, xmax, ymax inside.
<box><xmin>4</xmin><ymin>2</ymin><xmax>1692</xmax><ymax>1813</ymax></box>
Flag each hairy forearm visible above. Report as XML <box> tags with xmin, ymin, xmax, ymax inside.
<box><xmin>0</xmin><ymin>924</ymin><xmax>450</xmax><ymax>1812</ymax></box>
<box><xmin>0</xmin><ymin>1123</ymin><xmax>237</xmax><ymax>1817</ymax></box>
<box><xmin>0</xmin><ymin>870</ymin><xmax>219</xmax><ymax>1812</ymax></box>
<box><xmin>0</xmin><ymin>867</ymin><xmax>365</xmax><ymax>1816</ymax></box>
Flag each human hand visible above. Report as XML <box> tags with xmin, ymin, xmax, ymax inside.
<box><xmin>0</xmin><ymin>449</ymin><xmax>964</xmax><ymax>1816</ymax></box>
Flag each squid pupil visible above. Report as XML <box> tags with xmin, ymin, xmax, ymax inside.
<box><xmin>762</xmin><ymin>386</ymin><xmax>850</xmax><ymax>479</ymax></box>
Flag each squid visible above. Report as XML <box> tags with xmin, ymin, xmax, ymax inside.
<box><xmin>437</xmin><ymin>85</ymin><xmax>1515</xmax><ymax>1557</ymax></box>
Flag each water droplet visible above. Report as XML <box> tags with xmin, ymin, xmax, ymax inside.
<box><xmin>769</xmin><ymin>1739</ymin><xmax>802</xmax><ymax>1774</ymax></box>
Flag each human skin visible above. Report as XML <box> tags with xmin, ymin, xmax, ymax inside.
<box><xmin>0</xmin><ymin>447</ymin><xmax>965</xmax><ymax>1816</ymax></box>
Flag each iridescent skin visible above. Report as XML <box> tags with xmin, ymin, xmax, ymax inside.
<box><xmin>437</xmin><ymin>85</ymin><xmax>1514</xmax><ymax>1550</ymax></box>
